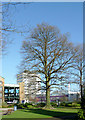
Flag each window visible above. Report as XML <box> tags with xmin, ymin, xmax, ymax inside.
<box><xmin>5</xmin><ymin>89</ymin><xmax>8</xmax><ymax>93</ymax></box>
<box><xmin>18</xmin><ymin>80</ymin><xmax>22</xmax><ymax>83</ymax></box>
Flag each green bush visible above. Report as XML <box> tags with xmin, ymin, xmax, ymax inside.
<box><xmin>17</xmin><ymin>103</ymin><xmax>34</xmax><ymax>109</ymax></box>
<box><xmin>72</xmin><ymin>103</ymin><xmax>76</xmax><ymax>107</ymax></box>
<box><xmin>16</xmin><ymin>103</ymin><xmax>36</xmax><ymax>109</ymax></box>
<box><xmin>16</xmin><ymin>104</ymin><xmax>25</xmax><ymax>109</ymax></box>
<box><xmin>65</xmin><ymin>102</ymin><xmax>72</xmax><ymax>107</ymax></box>
<box><xmin>27</xmin><ymin>105</ymin><xmax>34</xmax><ymax>109</ymax></box>
<box><xmin>72</xmin><ymin>103</ymin><xmax>80</xmax><ymax>107</ymax></box>
<box><xmin>60</xmin><ymin>102</ymin><xmax>66</xmax><ymax>106</ymax></box>
<box><xmin>36</xmin><ymin>103</ymin><xmax>46</xmax><ymax>107</ymax></box>
<box><xmin>60</xmin><ymin>102</ymin><xmax>81</xmax><ymax>108</ymax></box>
<box><xmin>51</xmin><ymin>102</ymin><xmax>58</xmax><ymax>108</ymax></box>
<box><xmin>77</xmin><ymin>104</ymin><xmax>81</xmax><ymax>107</ymax></box>
<box><xmin>23</xmin><ymin>103</ymin><xmax>32</xmax><ymax>107</ymax></box>
<box><xmin>67</xmin><ymin>103</ymin><xmax>72</xmax><ymax>107</ymax></box>
<box><xmin>78</xmin><ymin>109</ymin><xmax>85</xmax><ymax>120</ymax></box>
<box><xmin>60</xmin><ymin>102</ymin><xmax>72</xmax><ymax>107</ymax></box>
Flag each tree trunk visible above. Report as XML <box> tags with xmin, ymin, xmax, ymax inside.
<box><xmin>46</xmin><ymin>86</ymin><xmax>50</xmax><ymax>107</ymax></box>
<box><xmin>80</xmin><ymin>84</ymin><xmax>83</xmax><ymax>101</ymax></box>
<box><xmin>45</xmin><ymin>79</ymin><xmax>51</xmax><ymax>108</ymax></box>
<box><xmin>80</xmin><ymin>68</ymin><xmax>82</xmax><ymax>103</ymax></box>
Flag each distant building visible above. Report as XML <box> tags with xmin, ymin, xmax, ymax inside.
<box><xmin>0</xmin><ymin>76</ymin><xmax>25</xmax><ymax>104</ymax></box>
<box><xmin>68</xmin><ymin>84</ymin><xmax>81</xmax><ymax>102</ymax></box>
<box><xmin>4</xmin><ymin>82</ymin><xmax>25</xmax><ymax>103</ymax></box>
<box><xmin>17</xmin><ymin>71</ymin><xmax>41</xmax><ymax>103</ymax></box>
<box><xmin>4</xmin><ymin>84</ymin><xmax>19</xmax><ymax>103</ymax></box>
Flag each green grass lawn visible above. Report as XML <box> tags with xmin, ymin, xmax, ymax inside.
<box><xmin>2</xmin><ymin>107</ymin><xmax>79</xmax><ymax>119</ymax></box>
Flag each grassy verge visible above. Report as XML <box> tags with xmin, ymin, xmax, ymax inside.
<box><xmin>2</xmin><ymin>107</ymin><xmax>78</xmax><ymax>119</ymax></box>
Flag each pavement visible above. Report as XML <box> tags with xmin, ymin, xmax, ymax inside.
<box><xmin>0</xmin><ymin>108</ymin><xmax>13</xmax><ymax>111</ymax></box>
<box><xmin>0</xmin><ymin>108</ymin><xmax>14</xmax><ymax>115</ymax></box>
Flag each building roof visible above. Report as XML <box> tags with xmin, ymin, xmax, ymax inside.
<box><xmin>4</xmin><ymin>84</ymin><xmax>19</xmax><ymax>87</ymax></box>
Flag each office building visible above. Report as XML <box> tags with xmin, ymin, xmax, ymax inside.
<box><xmin>17</xmin><ymin>71</ymin><xmax>41</xmax><ymax>103</ymax></box>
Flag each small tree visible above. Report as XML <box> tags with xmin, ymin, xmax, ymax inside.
<box><xmin>21</xmin><ymin>23</ymin><xmax>78</xmax><ymax>108</ymax></box>
<box><xmin>67</xmin><ymin>46</ymin><xmax>83</xmax><ymax>102</ymax></box>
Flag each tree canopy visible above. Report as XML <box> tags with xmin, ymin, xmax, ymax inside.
<box><xmin>21</xmin><ymin>23</ymin><xmax>80</xmax><ymax>108</ymax></box>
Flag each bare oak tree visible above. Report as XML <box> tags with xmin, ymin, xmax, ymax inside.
<box><xmin>21</xmin><ymin>23</ymin><xmax>79</xmax><ymax>108</ymax></box>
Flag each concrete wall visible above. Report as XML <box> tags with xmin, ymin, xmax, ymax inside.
<box><xmin>19</xmin><ymin>82</ymin><xmax>25</xmax><ymax>103</ymax></box>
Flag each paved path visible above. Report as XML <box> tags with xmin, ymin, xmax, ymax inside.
<box><xmin>0</xmin><ymin>108</ymin><xmax>14</xmax><ymax>115</ymax></box>
<box><xmin>0</xmin><ymin>108</ymin><xmax>13</xmax><ymax>111</ymax></box>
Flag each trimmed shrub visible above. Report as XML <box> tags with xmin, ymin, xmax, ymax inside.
<box><xmin>65</xmin><ymin>102</ymin><xmax>72</xmax><ymax>107</ymax></box>
<box><xmin>51</xmin><ymin>102</ymin><xmax>58</xmax><ymax>108</ymax></box>
<box><xmin>36</xmin><ymin>103</ymin><xmax>46</xmax><ymax>107</ymax></box>
<box><xmin>23</xmin><ymin>103</ymin><xmax>32</xmax><ymax>108</ymax></box>
<box><xmin>60</xmin><ymin>102</ymin><xmax>66</xmax><ymax>106</ymax></box>
<box><xmin>16</xmin><ymin>103</ymin><xmax>36</xmax><ymax>109</ymax></box>
<box><xmin>27</xmin><ymin>105</ymin><xmax>34</xmax><ymax>109</ymax></box>
<box><xmin>16</xmin><ymin>104</ymin><xmax>25</xmax><ymax>109</ymax></box>
<box><xmin>72</xmin><ymin>103</ymin><xmax>81</xmax><ymax>107</ymax></box>
<box><xmin>60</xmin><ymin>102</ymin><xmax>81</xmax><ymax>108</ymax></box>
<box><xmin>67</xmin><ymin>104</ymin><xmax>72</xmax><ymax>107</ymax></box>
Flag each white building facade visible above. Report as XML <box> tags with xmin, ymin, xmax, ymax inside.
<box><xmin>68</xmin><ymin>84</ymin><xmax>81</xmax><ymax>102</ymax></box>
<box><xmin>17</xmin><ymin>71</ymin><xmax>41</xmax><ymax>103</ymax></box>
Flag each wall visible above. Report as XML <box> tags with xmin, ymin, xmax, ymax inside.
<box><xmin>19</xmin><ymin>82</ymin><xmax>25</xmax><ymax>103</ymax></box>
